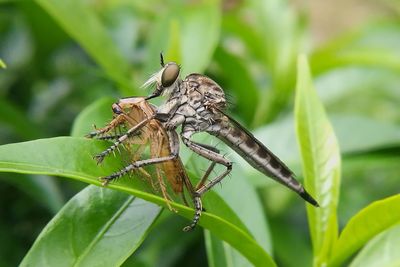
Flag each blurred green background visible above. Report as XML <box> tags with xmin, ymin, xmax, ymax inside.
<box><xmin>0</xmin><ymin>0</ymin><xmax>400</xmax><ymax>266</ymax></box>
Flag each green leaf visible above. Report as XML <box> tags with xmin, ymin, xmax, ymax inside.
<box><xmin>0</xmin><ymin>174</ymin><xmax>64</xmax><ymax>213</ymax></box>
<box><xmin>251</xmin><ymin>114</ymin><xmax>400</xmax><ymax>165</ymax></box>
<box><xmin>179</xmin><ymin>0</ymin><xmax>220</xmax><ymax>75</ymax></box>
<box><xmin>270</xmin><ymin>219</ymin><xmax>313</xmax><ymax>267</ymax></box>
<box><xmin>71</xmin><ymin>97</ymin><xmax>115</xmax><ymax>137</ymax></box>
<box><xmin>20</xmin><ymin>185</ymin><xmax>161</xmax><ymax>267</ymax></box>
<box><xmin>248</xmin><ymin>0</ymin><xmax>305</xmax><ymax>122</ymax></box>
<box><xmin>33</xmin><ymin>0</ymin><xmax>133</xmax><ymax>94</ymax></box>
<box><xmin>146</xmin><ymin>0</ymin><xmax>221</xmax><ymax>76</ymax></box>
<box><xmin>311</xmin><ymin>22</ymin><xmax>400</xmax><ymax>75</ymax></box>
<box><xmin>0</xmin><ymin>138</ymin><xmax>275</xmax><ymax>267</ymax></box>
<box><xmin>0</xmin><ymin>59</ymin><xmax>6</xmax><ymax>68</ymax></box>
<box><xmin>211</xmin><ymin>166</ymin><xmax>273</xmax><ymax>252</ymax></box>
<box><xmin>75</xmin><ymin>98</ymin><xmax>274</xmax><ymax>266</ymax></box>
<box><xmin>330</xmin><ymin>116</ymin><xmax>400</xmax><ymax>154</ymax></box>
<box><xmin>213</xmin><ymin>46</ymin><xmax>259</xmax><ymax>126</ymax></box>
<box><xmin>329</xmin><ymin>194</ymin><xmax>400</xmax><ymax>267</ymax></box>
<box><xmin>205</xmin><ymin>230</ymin><xmax>228</xmax><ymax>267</ymax></box>
<box><xmin>122</xmin><ymin>212</ymin><xmax>200</xmax><ymax>266</ymax></box>
<box><xmin>205</xmin><ymin>230</ymin><xmax>253</xmax><ymax>267</ymax></box>
<box><xmin>315</xmin><ymin>67</ymin><xmax>400</xmax><ymax>123</ymax></box>
<box><xmin>295</xmin><ymin>55</ymin><xmax>341</xmax><ymax>266</ymax></box>
<box><xmin>349</xmin><ymin>224</ymin><xmax>400</xmax><ymax>267</ymax></box>
<box><xmin>204</xmin><ymin>166</ymin><xmax>273</xmax><ymax>267</ymax></box>
<box><xmin>0</xmin><ymin>98</ymin><xmax>43</xmax><ymax>139</ymax></box>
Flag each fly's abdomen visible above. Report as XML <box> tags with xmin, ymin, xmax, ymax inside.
<box><xmin>208</xmin><ymin>118</ymin><xmax>318</xmax><ymax>206</ymax></box>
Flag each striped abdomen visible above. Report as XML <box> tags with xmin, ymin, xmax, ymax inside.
<box><xmin>207</xmin><ymin>115</ymin><xmax>318</xmax><ymax>206</ymax></box>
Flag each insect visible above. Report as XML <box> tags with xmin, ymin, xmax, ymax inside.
<box><xmin>88</xmin><ymin>97</ymin><xmax>215</xmax><ymax>231</ymax></box>
<box><xmin>90</xmin><ymin>54</ymin><xmax>318</xmax><ymax>231</ymax></box>
<box><xmin>142</xmin><ymin>54</ymin><xmax>319</xmax><ymax>209</ymax></box>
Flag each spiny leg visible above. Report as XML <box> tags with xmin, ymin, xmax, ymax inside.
<box><xmin>86</xmin><ymin>114</ymin><xmax>126</xmax><ymax>138</ymax></box>
<box><xmin>180</xmin><ymin>132</ymin><xmax>231</xmax><ymax>231</ymax></box>
<box><xmin>196</xmin><ymin>161</ymin><xmax>217</xmax><ymax>190</ymax></box>
<box><xmin>182</xmin><ymin>195</ymin><xmax>202</xmax><ymax>232</ymax></box>
<box><xmin>96</xmin><ymin>134</ymin><xmax>124</xmax><ymax>141</ymax></box>
<box><xmin>180</xmin><ymin>161</ymin><xmax>217</xmax><ymax>232</ymax></box>
<box><xmin>101</xmin><ymin>129</ymin><xmax>178</xmax><ymax>186</ymax></box>
<box><xmin>94</xmin><ymin>115</ymin><xmax>154</xmax><ymax>163</ymax></box>
<box><xmin>181</xmin><ymin>132</ymin><xmax>232</xmax><ymax>196</ymax></box>
<box><xmin>100</xmin><ymin>153</ymin><xmax>178</xmax><ymax>186</ymax></box>
<box><xmin>189</xmin><ymin>141</ymin><xmax>220</xmax><ymax>190</ymax></box>
<box><xmin>153</xmin><ymin>132</ymin><xmax>175</xmax><ymax>212</ymax></box>
<box><xmin>88</xmin><ymin>96</ymin><xmax>148</xmax><ymax>140</ymax></box>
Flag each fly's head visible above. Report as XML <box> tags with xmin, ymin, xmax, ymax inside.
<box><xmin>144</xmin><ymin>53</ymin><xmax>181</xmax><ymax>100</ymax></box>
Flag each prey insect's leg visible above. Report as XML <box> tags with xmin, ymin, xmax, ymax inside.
<box><xmin>100</xmin><ymin>128</ymin><xmax>179</xmax><ymax>185</ymax></box>
<box><xmin>100</xmin><ymin>153</ymin><xmax>178</xmax><ymax>185</ymax></box>
<box><xmin>96</xmin><ymin>134</ymin><xmax>124</xmax><ymax>141</ymax></box>
<box><xmin>86</xmin><ymin>114</ymin><xmax>126</xmax><ymax>138</ymax></box>
<box><xmin>94</xmin><ymin>115</ymin><xmax>155</xmax><ymax>163</ymax></box>
<box><xmin>153</xmin><ymin>131</ymin><xmax>175</xmax><ymax>212</ymax></box>
<box><xmin>86</xmin><ymin>99</ymin><xmax>137</xmax><ymax>138</ymax></box>
<box><xmin>181</xmin><ymin>130</ymin><xmax>232</xmax><ymax>197</ymax></box>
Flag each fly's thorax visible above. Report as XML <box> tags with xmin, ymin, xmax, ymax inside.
<box><xmin>177</xmin><ymin>103</ymin><xmax>197</xmax><ymax>117</ymax></box>
<box><xmin>184</xmin><ymin>73</ymin><xmax>227</xmax><ymax>110</ymax></box>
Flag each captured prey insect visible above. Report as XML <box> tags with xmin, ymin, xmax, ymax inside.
<box><xmin>88</xmin><ymin>97</ymin><xmax>216</xmax><ymax>231</ymax></box>
<box><xmin>142</xmin><ymin>54</ymin><xmax>319</xmax><ymax>208</ymax></box>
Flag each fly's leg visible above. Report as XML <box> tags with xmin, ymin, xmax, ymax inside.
<box><xmin>181</xmin><ymin>161</ymin><xmax>217</xmax><ymax>232</ymax></box>
<box><xmin>181</xmin><ymin>131</ymin><xmax>232</xmax><ymax>196</ymax></box>
<box><xmin>182</xmin><ymin>195</ymin><xmax>202</xmax><ymax>232</ymax></box>
<box><xmin>190</xmin><ymin>142</ymin><xmax>220</xmax><ymax>190</ymax></box>
<box><xmin>94</xmin><ymin>115</ymin><xmax>154</xmax><ymax>164</ymax></box>
<box><xmin>179</xmin><ymin>162</ymin><xmax>203</xmax><ymax>231</ymax></box>
<box><xmin>180</xmin><ymin>131</ymin><xmax>231</xmax><ymax>231</ymax></box>
<box><xmin>195</xmin><ymin>162</ymin><xmax>217</xmax><ymax>190</ymax></box>
<box><xmin>179</xmin><ymin>141</ymin><xmax>219</xmax><ymax>193</ymax></box>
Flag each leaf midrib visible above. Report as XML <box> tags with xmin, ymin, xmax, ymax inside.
<box><xmin>72</xmin><ymin>195</ymin><xmax>135</xmax><ymax>266</ymax></box>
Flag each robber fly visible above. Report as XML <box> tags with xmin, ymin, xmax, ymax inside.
<box><xmin>90</xmin><ymin>54</ymin><xmax>318</xmax><ymax>231</ymax></box>
<box><xmin>88</xmin><ymin>98</ymin><xmax>215</xmax><ymax>230</ymax></box>
<box><xmin>142</xmin><ymin>54</ymin><xmax>319</xmax><ymax>210</ymax></box>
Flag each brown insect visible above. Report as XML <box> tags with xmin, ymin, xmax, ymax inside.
<box><xmin>88</xmin><ymin>97</ymin><xmax>213</xmax><ymax>231</ymax></box>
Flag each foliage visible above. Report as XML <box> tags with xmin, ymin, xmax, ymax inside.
<box><xmin>0</xmin><ymin>0</ymin><xmax>399</xmax><ymax>266</ymax></box>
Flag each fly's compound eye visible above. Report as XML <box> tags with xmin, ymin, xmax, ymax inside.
<box><xmin>161</xmin><ymin>62</ymin><xmax>180</xmax><ymax>87</ymax></box>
